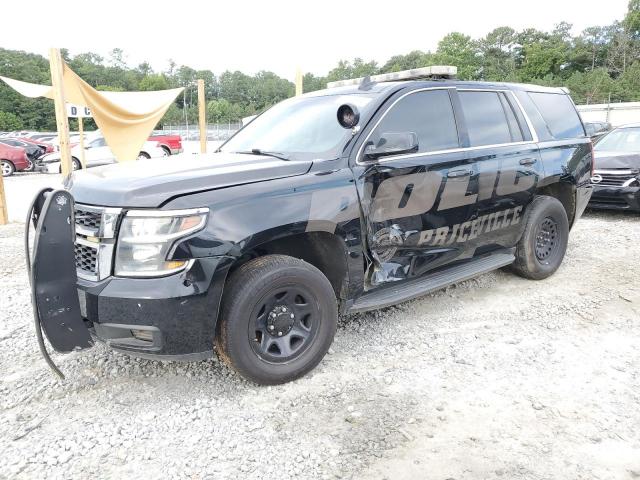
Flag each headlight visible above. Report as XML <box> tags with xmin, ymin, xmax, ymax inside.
<box><xmin>114</xmin><ymin>208</ymin><xmax>208</xmax><ymax>277</ymax></box>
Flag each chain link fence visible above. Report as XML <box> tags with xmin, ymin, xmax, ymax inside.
<box><xmin>158</xmin><ymin>123</ymin><xmax>242</xmax><ymax>141</ymax></box>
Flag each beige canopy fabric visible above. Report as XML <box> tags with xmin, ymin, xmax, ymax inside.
<box><xmin>0</xmin><ymin>65</ymin><xmax>183</xmax><ymax>162</ymax></box>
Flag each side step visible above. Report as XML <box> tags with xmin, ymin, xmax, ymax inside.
<box><xmin>349</xmin><ymin>252</ymin><xmax>515</xmax><ymax>314</ymax></box>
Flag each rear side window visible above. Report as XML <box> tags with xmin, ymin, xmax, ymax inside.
<box><xmin>458</xmin><ymin>91</ymin><xmax>522</xmax><ymax>147</ymax></box>
<box><xmin>369</xmin><ymin>89</ymin><xmax>459</xmax><ymax>154</ymax></box>
<box><xmin>527</xmin><ymin>92</ymin><xmax>585</xmax><ymax>139</ymax></box>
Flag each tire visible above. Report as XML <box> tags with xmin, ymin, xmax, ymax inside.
<box><xmin>137</xmin><ymin>152</ymin><xmax>151</xmax><ymax>161</ymax></box>
<box><xmin>58</xmin><ymin>158</ymin><xmax>81</xmax><ymax>173</ymax></box>
<box><xmin>215</xmin><ymin>255</ymin><xmax>338</xmax><ymax>385</ymax></box>
<box><xmin>510</xmin><ymin>195</ymin><xmax>569</xmax><ymax>280</ymax></box>
<box><xmin>1</xmin><ymin>160</ymin><xmax>15</xmax><ymax>177</ymax></box>
<box><xmin>161</xmin><ymin>147</ymin><xmax>171</xmax><ymax>157</ymax></box>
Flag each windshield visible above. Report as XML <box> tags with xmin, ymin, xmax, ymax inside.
<box><xmin>595</xmin><ymin>127</ymin><xmax>640</xmax><ymax>152</ymax></box>
<box><xmin>220</xmin><ymin>94</ymin><xmax>375</xmax><ymax>160</ymax></box>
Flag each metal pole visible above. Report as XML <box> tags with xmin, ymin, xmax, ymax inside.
<box><xmin>197</xmin><ymin>79</ymin><xmax>207</xmax><ymax>154</ymax></box>
<box><xmin>49</xmin><ymin>48</ymin><xmax>72</xmax><ymax>177</ymax></box>
<box><xmin>78</xmin><ymin>117</ymin><xmax>87</xmax><ymax>168</ymax></box>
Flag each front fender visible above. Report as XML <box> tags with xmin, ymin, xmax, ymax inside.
<box><xmin>163</xmin><ymin>168</ymin><xmax>365</xmax><ymax>297</ymax></box>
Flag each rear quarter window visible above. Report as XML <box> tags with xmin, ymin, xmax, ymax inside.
<box><xmin>527</xmin><ymin>92</ymin><xmax>585</xmax><ymax>140</ymax></box>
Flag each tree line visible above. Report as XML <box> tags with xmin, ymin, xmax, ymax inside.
<box><xmin>2</xmin><ymin>1</ymin><xmax>640</xmax><ymax>131</ymax></box>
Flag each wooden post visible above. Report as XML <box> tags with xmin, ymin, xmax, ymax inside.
<box><xmin>197</xmin><ymin>79</ymin><xmax>207</xmax><ymax>154</ymax></box>
<box><xmin>0</xmin><ymin>173</ymin><xmax>7</xmax><ymax>225</ymax></box>
<box><xmin>49</xmin><ymin>48</ymin><xmax>72</xmax><ymax>177</ymax></box>
<box><xmin>295</xmin><ymin>68</ymin><xmax>303</xmax><ymax>97</ymax></box>
<box><xmin>78</xmin><ymin>117</ymin><xmax>87</xmax><ymax>168</ymax></box>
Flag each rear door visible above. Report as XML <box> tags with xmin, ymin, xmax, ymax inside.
<box><xmin>456</xmin><ymin>89</ymin><xmax>543</xmax><ymax>253</ymax></box>
<box><xmin>356</xmin><ymin>87</ymin><xmax>478</xmax><ymax>286</ymax></box>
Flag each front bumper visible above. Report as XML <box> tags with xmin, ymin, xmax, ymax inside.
<box><xmin>35</xmin><ymin>162</ymin><xmax>60</xmax><ymax>174</ymax></box>
<box><xmin>171</xmin><ymin>148</ymin><xmax>184</xmax><ymax>155</ymax></box>
<box><xmin>78</xmin><ymin>256</ymin><xmax>233</xmax><ymax>358</ymax></box>
<box><xmin>589</xmin><ymin>185</ymin><xmax>640</xmax><ymax>211</ymax></box>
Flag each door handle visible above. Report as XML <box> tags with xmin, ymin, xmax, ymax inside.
<box><xmin>519</xmin><ymin>157</ymin><xmax>537</xmax><ymax>166</ymax></box>
<box><xmin>447</xmin><ymin>169</ymin><xmax>471</xmax><ymax>178</ymax></box>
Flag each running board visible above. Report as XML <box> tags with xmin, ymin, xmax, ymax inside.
<box><xmin>349</xmin><ymin>252</ymin><xmax>515</xmax><ymax>314</ymax></box>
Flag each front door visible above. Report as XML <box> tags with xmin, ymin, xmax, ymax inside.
<box><xmin>356</xmin><ymin>88</ymin><xmax>478</xmax><ymax>286</ymax></box>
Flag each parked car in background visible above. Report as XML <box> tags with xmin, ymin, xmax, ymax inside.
<box><xmin>584</xmin><ymin>121</ymin><xmax>612</xmax><ymax>140</ymax></box>
<box><xmin>0</xmin><ymin>138</ymin><xmax>45</xmax><ymax>170</ymax></box>
<box><xmin>589</xmin><ymin>124</ymin><xmax>640</xmax><ymax>211</ymax></box>
<box><xmin>35</xmin><ymin>136</ymin><xmax>168</xmax><ymax>173</ymax></box>
<box><xmin>18</xmin><ymin>137</ymin><xmax>55</xmax><ymax>154</ymax></box>
<box><xmin>148</xmin><ymin>134</ymin><xmax>183</xmax><ymax>155</ymax></box>
<box><xmin>0</xmin><ymin>143</ymin><xmax>30</xmax><ymax>176</ymax></box>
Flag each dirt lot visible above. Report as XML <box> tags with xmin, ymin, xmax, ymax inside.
<box><xmin>0</xmin><ymin>204</ymin><xmax>639</xmax><ymax>480</ymax></box>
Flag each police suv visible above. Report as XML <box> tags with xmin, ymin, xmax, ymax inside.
<box><xmin>28</xmin><ymin>66</ymin><xmax>593</xmax><ymax>385</ymax></box>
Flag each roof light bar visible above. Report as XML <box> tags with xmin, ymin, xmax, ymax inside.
<box><xmin>326</xmin><ymin>66</ymin><xmax>457</xmax><ymax>89</ymax></box>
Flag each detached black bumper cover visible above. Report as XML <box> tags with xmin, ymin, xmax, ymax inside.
<box><xmin>589</xmin><ymin>185</ymin><xmax>640</xmax><ymax>211</ymax></box>
<box><xmin>79</xmin><ymin>256</ymin><xmax>232</xmax><ymax>358</ymax></box>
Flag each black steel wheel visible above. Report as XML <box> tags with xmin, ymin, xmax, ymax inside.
<box><xmin>511</xmin><ymin>195</ymin><xmax>569</xmax><ymax>280</ymax></box>
<box><xmin>216</xmin><ymin>255</ymin><xmax>338</xmax><ymax>385</ymax></box>
<box><xmin>534</xmin><ymin>217</ymin><xmax>559</xmax><ymax>261</ymax></box>
<box><xmin>249</xmin><ymin>285</ymin><xmax>319</xmax><ymax>363</ymax></box>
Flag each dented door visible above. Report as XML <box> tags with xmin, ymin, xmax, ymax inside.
<box><xmin>356</xmin><ymin>88</ymin><xmax>477</xmax><ymax>286</ymax></box>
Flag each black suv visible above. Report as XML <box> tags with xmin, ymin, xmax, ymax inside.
<box><xmin>29</xmin><ymin>67</ymin><xmax>593</xmax><ymax>384</ymax></box>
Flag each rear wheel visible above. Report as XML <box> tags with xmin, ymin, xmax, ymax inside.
<box><xmin>215</xmin><ymin>255</ymin><xmax>338</xmax><ymax>385</ymax></box>
<box><xmin>137</xmin><ymin>152</ymin><xmax>151</xmax><ymax>161</ymax></box>
<box><xmin>1</xmin><ymin>160</ymin><xmax>15</xmax><ymax>177</ymax></box>
<box><xmin>510</xmin><ymin>196</ymin><xmax>569</xmax><ymax>280</ymax></box>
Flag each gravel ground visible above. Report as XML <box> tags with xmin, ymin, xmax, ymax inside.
<box><xmin>0</xmin><ymin>209</ymin><xmax>639</xmax><ymax>480</ymax></box>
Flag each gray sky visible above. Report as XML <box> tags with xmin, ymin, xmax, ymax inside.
<box><xmin>0</xmin><ymin>0</ymin><xmax>630</xmax><ymax>80</ymax></box>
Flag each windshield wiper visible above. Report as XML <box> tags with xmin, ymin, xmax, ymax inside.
<box><xmin>236</xmin><ymin>149</ymin><xmax>290</xmax><ymax>161</ymax></box>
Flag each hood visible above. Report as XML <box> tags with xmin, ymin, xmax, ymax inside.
<box><xmin>594</xmin><ymin>150</ymin><xmax>640</xmax><ymax>170</ymax></box>
<box><xmin>66</xmin><ymin>152</ymin><xmax>313</xmax><ymax>207</ymax></box>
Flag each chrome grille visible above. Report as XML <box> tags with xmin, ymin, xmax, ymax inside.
<box><xmin>592</xmin><ymin>169</ymin><xmax>639</xmax><ymax>187</ymax></box>
<box><xmin>75</xmin><ymin>240</ymin><xmax>98</xmax><ymax>274</ymax></box>
<box><xmin>73</xmin><ymin>204</ymin><xmax>121</xmax><ymax>281</ymax></box>
<box><xmin>74</xmin><ymin>207</ymin><xmax>102</xmax><ymax>232</ymax></box>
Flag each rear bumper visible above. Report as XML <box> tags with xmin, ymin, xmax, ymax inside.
<box><xmin>171</xmin><ymin>147</ymin><xmax>183</xmax><ymax>154</ymax></box>
<box><xmin>574</xmin><ymin>184</ymin><xmax>593</xmax><ymax>224</ymax></box>
<box><xmin>10</xmin><ymin>158</ymin><xmax>31</xmax><ymax>171</ymax></box>
<box><xmin>589</xmin><ymin>185</ymin><xmax>640</xmax><ymax>211</ymax></box>
<box><xmin>78</xmin><ymin>256</ymin><xmax>233</xmax><ymax>358</ymax></box>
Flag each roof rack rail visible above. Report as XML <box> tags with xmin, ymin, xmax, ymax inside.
<box><xmin>326</xmin><ymin>66</ymin><xmax>457</xmax><ymax>89</ymax></box>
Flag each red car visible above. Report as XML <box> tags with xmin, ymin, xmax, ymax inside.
<box><xmin>18</xmin><ymin>137</ymin><xmax>55</xmax><ymax>154</ymax></box>
<box><xmin>148</xmin><ymin>134</ymin><xmax>183</xmax><ymax>155</ymax></box>
<box><xmin>1</xmin><ymin>143</ymin><xmax>30</xmax><ymax>177</ymax></box>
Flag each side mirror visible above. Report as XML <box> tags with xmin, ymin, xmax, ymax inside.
<box><xmin>364</xmin><ymin>132</ymin><xmax>418</xmax><ymax>160</ymax></box>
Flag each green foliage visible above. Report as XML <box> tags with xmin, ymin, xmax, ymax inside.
<box><xmin>4</xmin><ymin>1</ymin><xmax>640</xmax><ymax>131</ymax></box>
<box><xmin>0</xmin><ymin>111</ymin><xmax>23</xmax><ymax>130</ymax></box>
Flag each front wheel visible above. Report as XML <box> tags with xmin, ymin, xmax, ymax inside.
<box><xmin>510</xmin><ymin>195</ymin><xmax>569</xmax><ymax>280</ymax></box>
<box><xmin>215</xmin><ymin>255</ymin><xmax>338</xmax><ymax>385</ymax></box>
<box><xmin>137</xmin><ymin>152</ymin><xmax>151</xmax><ymax>161</ymax></box>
